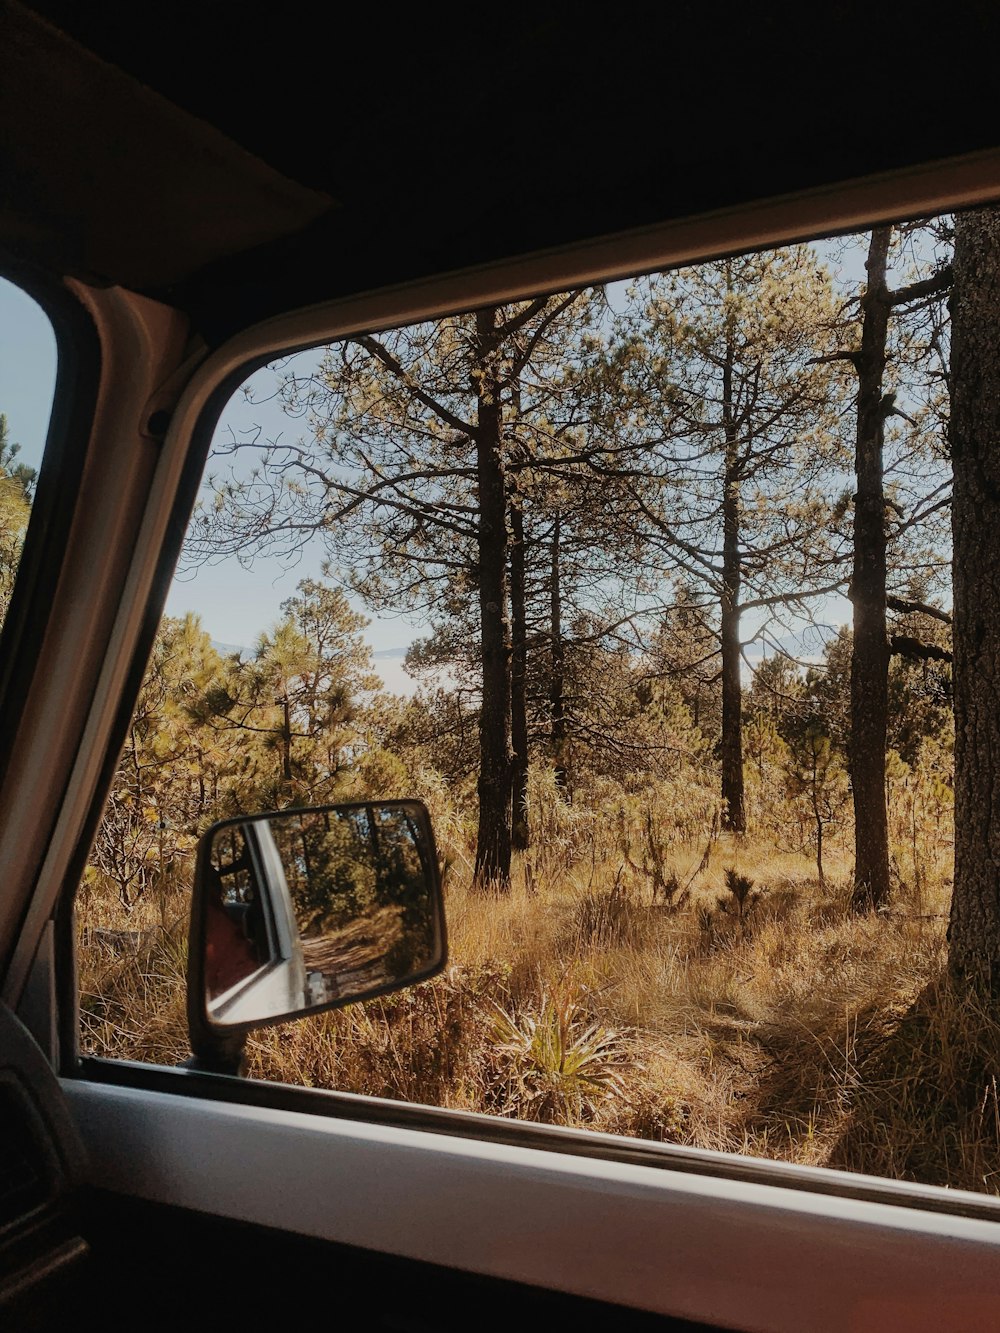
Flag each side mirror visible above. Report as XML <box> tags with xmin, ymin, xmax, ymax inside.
<box><xmin>186</xmin><ymin>800</ymin><xmax>446</xmax><ymax>1073</ymax></box>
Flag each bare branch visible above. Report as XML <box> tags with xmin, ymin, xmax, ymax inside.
<box><xmin>355</xmin><ymin>335</ymin><xmax>475</xmax><ymax>437</ymax></box>
<box><xmin>886</xmin><ymin>594</ymin><xmax>952</xmax><ymax>625</ymax></box>
<box><xmin>889</xmin><ymin>634</ymin><xmax>952</xmax><ymax>664</ymax></box>
<box><xmin>886</xmin><ymin>265</ymin><xmax>953</xmax><ymax>308</ymax></box>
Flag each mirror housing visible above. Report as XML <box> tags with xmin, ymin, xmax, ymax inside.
<box><xmin>186</xmin><ymin>800</ymin><xmax>446</xmax><ymax>1074</ymax></box>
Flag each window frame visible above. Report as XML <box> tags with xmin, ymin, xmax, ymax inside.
<box><xmin>0</xmin><ymin>260</ymin><xmax>100</xmax><ymax>977</ymax></box>
<box><xmin>38</xmin><ymin>145</ymin><xmax>1000</xmax><ymax>1220</ymax></box>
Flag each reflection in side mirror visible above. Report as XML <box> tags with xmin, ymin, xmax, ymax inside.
<box><xmin>187</xmin><ymin>800</ymin><xmax>446</xmax><ymax>1072</ymax></box>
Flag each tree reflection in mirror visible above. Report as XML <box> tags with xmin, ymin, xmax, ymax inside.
<box><xmin>202</xmin><ymin>801</ymin><xmax>443</xmax><ymax>1029</ymax></box>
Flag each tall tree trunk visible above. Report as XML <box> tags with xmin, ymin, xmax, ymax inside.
<box><xmin>849</xmin><ymin>228</ymin><xmax>892</xmax><ymax>911</ymax></box>
<box><xmin>720</xmin><ymin>482</ymin><xmax>744</xmax><ymax>832</ymax></box>
<box><xmin>509</xmin><ymin>496</ymin><xmax>530</xmax><ymax>851</ymax></box>
<box><xmin>815</xmin><ymin>812</ymin><xmax>824</xmax><ymax>888</ymax></box>
<box><xmin>948</xmin><ymin>207</ymin><xmax>1000</xmax><ymax>993</ymax></box>
<box><xmin>811</xmin><ymin>753</ymin><xmax>825</xmax><ymax>888</ymax></box>
<box><xmin>281</xmin><ymin>693</ymin><xmax>293</xmax><ymax>787</ymax></box>
<box><xmin>720</xmin><ymin>306</ymin><xmax>746</xmax><ymax>834</ymax></box>
<box><xmin>549</xmin><ymin>510</ymin><xmax>568</xmax><ymax>787</ymax></box>
<box><xmin>473</xmin><ymin>306</ymin><xmax>513</xmax><ymax>890</ymax></box>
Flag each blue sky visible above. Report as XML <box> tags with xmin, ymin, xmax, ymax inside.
<box><xmin>0</xmin><ymin>278</ymin><xmax>57</xmax><ymax>473</ymax></box>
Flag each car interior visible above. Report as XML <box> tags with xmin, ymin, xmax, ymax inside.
<box><xmin>3</xmin><ymin>3</ymin><xmax>1000</xmax><ymax>1329</ymax></box>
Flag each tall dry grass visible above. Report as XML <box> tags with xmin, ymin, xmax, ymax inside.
<box><xmin>77</xmin><ymin>769</ymin><xmax>1000</xmax><ymax>1194</ymax></box>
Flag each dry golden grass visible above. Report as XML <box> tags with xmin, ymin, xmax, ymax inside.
<box><xmin>76</xmin><ymin>792</ymin><xmax>1000</xmax><ymax>1195</ymax></box>
<box><xmin>77</xmin><ymin>875</ymin><xmax>190</xmax><ymax>1067</ymax></box>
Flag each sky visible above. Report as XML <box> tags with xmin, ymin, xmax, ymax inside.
<box><xmin>0</xmin><ymin>278</ymin><xmax>57</xmax><ymax>474</ymax></box>
<box><xmin>1</xmin><ymin>232</ymin><xmax>933</xmax><ymax>698</ymax></box>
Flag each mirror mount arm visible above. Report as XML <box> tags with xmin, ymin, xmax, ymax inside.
<box><xmin>186</xmin><ymin>832</ymin><xmax>251</xmax><ymax>1075</ymax></box>
<box><xmin>180</xmin><ymin>1035</ymin><xmax>247</xmax><ymax>1078</ymax></box>
<box><xmin>187</xmin><ymin>980</ymin><xmax>249</xmax><ymax>1075</ymax></box>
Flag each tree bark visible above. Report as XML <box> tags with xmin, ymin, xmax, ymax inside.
<box><xmin>509</xmin><ymin>496</ymin><xmax>530</xmax><ymax>851</ymax></box>
<box><xmin>720</xmin><ymin>303</ymin><xmax>746</xmax><ymax>834</ymax></box>
<box><xmin>815</xmin><ymin>810</ymin><xmax>824</xmax><ymax>888</ymax></box>
<box><xmin>549</xmin><ymin>510</ymin><xmax>568</xmax><ymax>787</ymax></box>
<box><xmin>281</xmin><ymin>692</ymin><xmax>293</xmax><ymax>788</ymax></box>
<box><xmin>811</xmin><ymin>752</ymin><xmax>825</xmax><ymax>888</ymax></box>
<box><xmin>849</xmin><ymin>228</ymin><xmax>892</xmax><ymax>911</ymax></box>
<box><xmin>948</xmin><ymin>207</ymin><xmax>1000</xmax><ymax>993</ymax></box>
<box><xmin>473</xmin><ymin>306</ymin><xmax>513</xmax><ymax>889</ymax></box>
<box><xmin>720</xmin><ymin>484</ymin><xmax>745</xmax><ymax>832</ymax></box>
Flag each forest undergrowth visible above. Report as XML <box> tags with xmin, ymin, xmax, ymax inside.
<box><xmin>78</xmin><ymin>766</ymin><xmax>1000</xmax><ymax>1196</ymax></box>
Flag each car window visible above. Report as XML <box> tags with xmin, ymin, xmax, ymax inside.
<box><xmin>77</xmin><ymin>213</ymin><xmax>988</xmax><ymax>1193</ymax></box>
<box><xmin>0</xmin><ymin>278</ymin><xmax>55</xmax><ymax>633</ymax></box>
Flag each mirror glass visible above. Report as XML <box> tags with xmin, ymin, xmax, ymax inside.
<box><xmin>200</xmin><ymin>800</ymin><xmax>443</xmax><ymax>1028</ymax></box>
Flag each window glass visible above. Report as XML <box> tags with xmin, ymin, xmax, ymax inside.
<box><xmin>79</xmin><ymin>215</ymin><xmax>992</xmax><ymax>1193</ymax></box>
<box><xmin>0</xmin><ymin>278</ymin><xmax>56</xmax><ymax>630</ymax></box>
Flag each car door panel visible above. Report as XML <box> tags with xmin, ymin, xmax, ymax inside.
<box><xmin>78</xmin><ymin>1192</ymin><xmax>712</xmax><ymax>1333</ymax></box>
<box><xmin>0</xmin><ymin>1004</ymin><xmax>88</xmax><ymax>1324</ymax></box>
<box><xmin>62</xmin><ymin>1075</ymin><xmax>1000</xmax><ymax>1332</ymax></box>
<box><xmin>0</xmin><ymin>284</ymin><xmax>195</xmax><ymax>1003</ymax></box>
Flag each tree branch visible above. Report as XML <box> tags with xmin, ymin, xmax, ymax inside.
<box><xmin>739</xmin><ymin>579</ymin><xmax>847</xmax><ymax>614</ymax></box>
<box><xmin>889</xmin><ymin>634</ymin><xmax>952</xmax><ymax>664</ymax></box>
<box><xmin>886</xmin><ymin>265</ymin><xmax>953</xmax><ymax>307</ymax></box>
<box><xmin>355</xmin><ymin>335</ymin><xmax>475</xmax><ymax>436</ymax></box>
<box><xmin>808</xmin><ymin>349</ymin><xmax>860</xmax><ymax>369</ymax></box>
<box><xmin>508</xmin><ymin>294</ymin><xmax>582</xmax><ymax>380</ymax></box>
<box><xmin>886</xmin><ymin>595</ymin><xmax>952</xmax><ymax>625</ymax></box>
<box><xmin>495</xmin><ymin>296</ymin><xmax>552</xmax><ymax>339</ymax></box>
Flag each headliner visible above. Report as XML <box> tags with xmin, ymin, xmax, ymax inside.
<box><xmin>3</xmin><ymin>1</ymin><xmax>1000</xmax><ymax>341</ymax></box>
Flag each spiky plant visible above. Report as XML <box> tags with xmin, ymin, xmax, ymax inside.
<box><xmin>489</xmin><ymin>981</ymin><xmax>632</xmax><ymax>1124</ymax></box>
